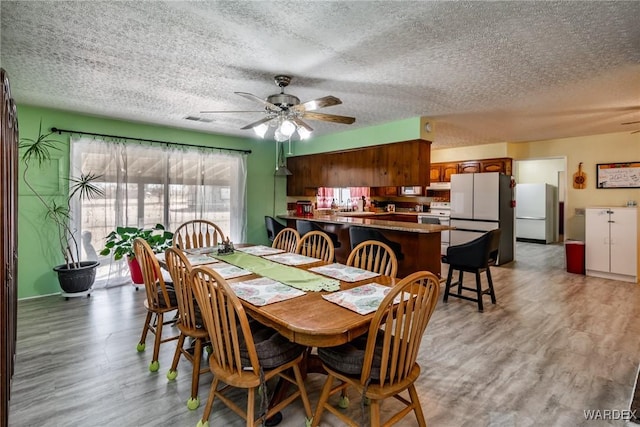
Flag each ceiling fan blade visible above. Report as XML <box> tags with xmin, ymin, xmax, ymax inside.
<box><xmin>622</xmin><ymin>120</ymin><xmax>640</xmax><ymax>125</ymax></box>
<box><xmin>293</xmin><ymin>96</ymin><xmax>342</xmax><ymax>112</ymax></box>
<box><xmin>200</xmin><ymin>110</ymin><xmax>265</xmax><ymax>114</ymax></box>
<box><xmin>303</xmin><ymin>111</ymin><xmax>356</xmax><ymax>125</ymax></box>
<box><xmin>240</xmin><ymin>116</ymin><xmax>275</xmax><ymax>130</ymax></box>
<box><xmin>235</xmin><ymin>92</ymin><xmax>282</xmax><ymax>111</ymax></box>
<box><xmin>293</xmin><ymin>118</ymin><xmax>313</xmax><ymax>132</ymax></box>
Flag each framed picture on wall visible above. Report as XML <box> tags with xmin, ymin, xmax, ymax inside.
<box><xmin>596</xmin><ymin>162</ymin><xmax>640</xmax><ymax>188</ymax></box>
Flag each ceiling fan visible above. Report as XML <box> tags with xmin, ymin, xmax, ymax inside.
<box><xmin>201</xmin><ymin>75</ymin><xmax>355</xmax><ymax>140</ymax></box>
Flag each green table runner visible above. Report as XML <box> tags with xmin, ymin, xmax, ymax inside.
<box><xmin>211</xmin><ymin>251</ymin><xmax>340</xmax><ymax>292</ymax></box>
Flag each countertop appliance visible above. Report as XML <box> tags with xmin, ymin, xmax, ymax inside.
<box><xmin>418</xmin><ymin>201</ymin><xmax>451</xmax><ymax>255</ymax></box>
<box><xmin>399</xmin><ymin>186</ymin><xmax>423</xmax><ymax>196</ymax></box>
<box><xmin>449</xmin><ymin>172</ymin><xmax>514</xmax><ymax>265</ymax></box>
<box><xmin>515</xmin><ymin>183</ymin><xmax>557</xmax><ymax>244</ymax></box>
<box><xmin>295</xmin><ymin>200</ymin><xmax>313</xmax><ymax>217</ymax></box>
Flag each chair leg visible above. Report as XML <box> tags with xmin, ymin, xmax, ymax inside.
<box><xmin>311</xmin><ymin>373</ymin><xmax>336</xmax><ymax>427</ymax></box>
<box><xmin>407</xmin><ymin>384</ymin><xmax>427</xmax><ymax>427</ymax></box>
<box><xmin>457</xmin><ymin>270</ymin><xmax>464</xmax><ymax>295</ymax></box>
<box><xmin>199</xmin><ymin>377</ymin><xmax>219</xmax><ymax>426</ymax></box>
<box><xmin>292</xmin><ymin>363</ymin><xmax>313</xmax><ymax>419</ymax></box>
<box><xmin>475</xmin><ymin>271</ymin><xmax>484</xmax><ymax>312</ymax></box>
<box><xmin>486</xmin><ymin>267</ymin><xmax>497</xmax><ymax>304</ymax></box>
<box><xmin>188</xmin><ymin>338</ymin><xmax>203</xmax><ymax>409</ymax></box>
<box><xmin>443</xmin><ymin>267</ymin><xmax>454</xmax><ymax>303</ymax></box>
<box><xmin>169</xmin><ymin>333</ymin><xmax>186</xmax><ymax>374</ymax></box>
<box><xmin>151</xmin><ymin>313</ymin><xmax>164</xmax><ymax>367</ymax></box>
<box><xmin>247</xmin><ymin>386</ymin><xmax>256</xmax><ymax>426</ymax></box>
<box><xmin>138</xmin><ymin>311</ymin><xmax>153</xmax><ymax>350</ymax></box>
<box><xmin>370</xmin><ymin>398</ymin><xmax>381</xmax><ymax>427</ymax></box>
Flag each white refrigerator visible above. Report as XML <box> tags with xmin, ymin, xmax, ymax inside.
<box><xmin>450</xmin><ymin>172</ymin><xmax>515</xmax><ymax>265</ymax></box>
<box><xmin>515</xmin><ymin>183</ymin><xmax>557</xmax><ymax>244</ymax></box>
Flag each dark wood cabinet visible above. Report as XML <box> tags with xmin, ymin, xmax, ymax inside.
<box><xmin>287</xmin><ymin>139</ymin><xmax>431</xmax><ymax>195</ymax></box>
<box><xmin>1</xmin><ymin>68</ymin><xmax>19</xmax><ymax>427</ymax></box>
<box><xmin>371</xmin><ymin>186</ymin><xmax>398</xmax><ymax>197</ymax></box>
<box><xmin>430</xmin><ymin>157</ymin><xmax>512</xmax><ymax>182</ymax></box>
<box><xmin>481</xmin><ymin>158</ymin><xmax>512</xmax><ymax>175</ymax></box>
<box><xmin>458</xmin><ymin>161</ymin><xmax>481</xmax><ymax>174</ymax></box>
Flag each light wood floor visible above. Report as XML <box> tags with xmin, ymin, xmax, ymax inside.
<box><xmin>9</xmin><ymin>242</ymin><xmax>640</xmax><ymax>426</ymax></box>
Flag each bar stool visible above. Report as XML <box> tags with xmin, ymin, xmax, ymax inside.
<box><xmin>441</xmin><ymin>229</ymin><xmax>501</xmax><ymax>311</ymax></box>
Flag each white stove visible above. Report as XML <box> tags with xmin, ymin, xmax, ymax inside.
<box><xmin>418</xmin><ymin>202</ymin><xmax>451</xmax><ymax>255</ymax></box>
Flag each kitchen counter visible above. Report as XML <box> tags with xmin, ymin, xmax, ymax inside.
<box><xmin>279</xmin><ymin>213</ymin><xmax>449</xmax><ymax>233</ymax></box>
<box><xmin>279</xmin><ymin>214</ymin><xmax>451</xmax><ymax>278</ymax></box>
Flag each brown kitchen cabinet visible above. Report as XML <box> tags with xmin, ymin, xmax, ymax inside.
<box><xmin>429</xmin><ymin>157</ymin><xmax>512</xmax><ymax>182</ymax></box>
<box><xmin>481</xmin><ymin>157</ymin><xmax>512</xmax><ymax>175</ymax></box>
<box><xmin>458</xmin><ymin>161</ymin><xmax>481</xmax><ymax>174</ymax></box>
<box><xmin>287</xmin><ymin>139</ymin><xmax>431</xmax><ymax>195</ymax></box>
<box><xmin>371</xmin><ymin>186</ymin><xmax>398</xmax><ymax>197</ymax></box>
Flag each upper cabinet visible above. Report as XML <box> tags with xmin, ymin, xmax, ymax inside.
<box><xmin>287</xmin><ymin>139</ymin><xmax>431</xmax><ymax>196</ymax></box>
<box><xmin>430</xmin><ymin>162</ymin><xmax>459</xmax><ymax>182</ymax></box>
<box><xmin>431</xmin><ymin>157</ymin><xmax>512</xmax><ymax>182</ymax></box>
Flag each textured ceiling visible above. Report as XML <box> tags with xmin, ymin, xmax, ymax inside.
<box><xmin>1</xmin><ymin>1</ymin><xmax>639</xmax><ymax>149</ymax></box>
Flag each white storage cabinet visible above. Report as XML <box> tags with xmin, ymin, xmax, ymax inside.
<box><xmin>585</xmin><ymin>207</ymin><xmax>638</xmax><ymax>283</ymax></box>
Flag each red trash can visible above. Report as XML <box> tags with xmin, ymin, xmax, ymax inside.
<box><xmin>565</xmin><ymin>240</ymin><xmax>585</xmax><ymax>274</ymax></box>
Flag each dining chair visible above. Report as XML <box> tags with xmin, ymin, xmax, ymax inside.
<box><xmin>346</xmin><ymin>239</ymin><xmax>398</xmax><ymax>278</ymax></box>
<box><xmin>297</xmin><ymin>230</ymin><xmax>335</xmax><ymax>262</ymax></box>
<box><xmin>173</xmin><ymin>219</ymin><xmax>226</xmax><ymax>250</ymax></box>
<box><xmin>271</xmin><ymin>227</ymin><xmax>300</xmax><ymax>253</ymax></box>
<box><xmin>133</xmin><ymin>238</ymin><xmax>179</xmax><ymax>372</ymax></box>
<box><xmin>311</xmin><ymin>271</ymin><xmax>440</xmax><ymax>427</ymax></box>
<box><xmin>442</xmin><ymin>228</ymin><xmax>501</xmax><ymax>311</ymax></box>
<box><xmin>264</xmin><ymin>215</ymin><xmax>286</xmax><ymax>244</ymax></box>
<box><xmin>190</xmin><ymin>265</ymin><xmax>313</xmax><ymax>427</ymax></box>
<box><xmin>164</xmin><ymin>247</ymin><xmax>210</xmax><ymax>410</ymax></box>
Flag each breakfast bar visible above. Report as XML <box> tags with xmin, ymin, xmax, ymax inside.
<box><xmin>278</xmin><ymin>212</ymin><xmax>450</xmax><ymax>278</ymax></box>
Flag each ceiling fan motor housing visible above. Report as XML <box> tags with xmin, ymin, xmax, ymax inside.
<box><xmin>266</xmin><ymin>93</ymin><xmax>300</xmax><ymax>109</ymax></box>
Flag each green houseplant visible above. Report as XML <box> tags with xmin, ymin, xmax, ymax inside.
<box><xmin>99</xmin><ymin>224</ymin><xmax>173</xmax><ymax>285</ymax></box>
<box><xmin>20</xmin><ymin>121</ymin><xmax>104</xmax><ymax>295</ymax></box>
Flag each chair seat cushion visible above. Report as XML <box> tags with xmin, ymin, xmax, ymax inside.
<box><xmin>318</xmin><ymin>330</ymin><xmax>386</xmax><ymax>380</ymax></box>
<box><xmin>240</xmin><ymin>321</ymin><xmax>304</xmax><ymax>370</ymax></box>
<box><xmin>156</xmin><ymin>284</ymin><xmax>178</xmax><ymax>308</ymax></box>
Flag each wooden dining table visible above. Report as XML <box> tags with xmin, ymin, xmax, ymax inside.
<box><xmin>237</xmin><ymin>260</ymin><xmax>395</xmax><ymax>348</ymax></box>
<box><xmin>169</xmin><ymin>244</ymin><xmax>396</xmax><ymax>348</ymax></box>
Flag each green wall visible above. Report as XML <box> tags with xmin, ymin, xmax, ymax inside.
<box><xmin>291</xmin><ymin>117</ymin><xmax>421</xmax><ymax>156</ymax></box>
<box><xmin>16</xmin><ymin>106</ymin><xmax>275</xmax><ymax>298</ymax></box>
<box><xmin>16</xmin><ymin>105</ymin><xmax>419</xmax><ymax>298</ymax></box>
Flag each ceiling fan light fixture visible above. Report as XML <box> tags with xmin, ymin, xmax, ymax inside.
<box><xmin>298</xmin><ymin>127</ymin><xmax>311</xmax><ymax>140</ymax></box>
<box><xmin>253</xmin><ymin>123</ymin><xmax>268</xmax><ymax>138</ymax></box>
<box><xmin>280</xmin><ymin>120</ymin><xmax>296</xmax><ymax>137</ymax></box>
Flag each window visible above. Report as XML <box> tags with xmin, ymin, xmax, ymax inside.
<box><xmin>70</xmin><ymin>137</ymin><xmax>247</xmax><ymax>287</ymax></box>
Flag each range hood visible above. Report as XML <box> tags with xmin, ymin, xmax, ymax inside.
<box><xmin>426</xmin><ymin>182</ymin><xmax>451</xmax><ymax>190</ymax></box>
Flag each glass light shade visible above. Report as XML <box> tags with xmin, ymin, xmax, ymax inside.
<box><xmin>274</xmin><ymin>127</ymin><xmax>288</xmax><ymax>142</ymax></box>
<box><xmin>253</xmin><ymin>123</ymin><xmax>268</xmax><ymax>138</ymax></box>
<box><xmin>298</xmin><ymin>127</ymin><xmax>311</xmax><ymax>140</ymax></box>
<box><xmin>280</xmin><ymin>120</ymin><xmax>296</xmax><ymax>137</ymax></box>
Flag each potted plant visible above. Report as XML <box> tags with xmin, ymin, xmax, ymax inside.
<box><xmin>20</xmin><ymin>121</ymin><xmax>104</xmax><ymax>296</ymax></box>
<box><xmin>99</xmin><ymin>224</ymin><xmax>173</xmax><ymax>285</ymax></box>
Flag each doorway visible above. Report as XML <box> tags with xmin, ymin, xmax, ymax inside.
<box><xmin>513</xmin><ymin>158</ymin><xmax>567</xmax><ymax>243</ymax></box>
